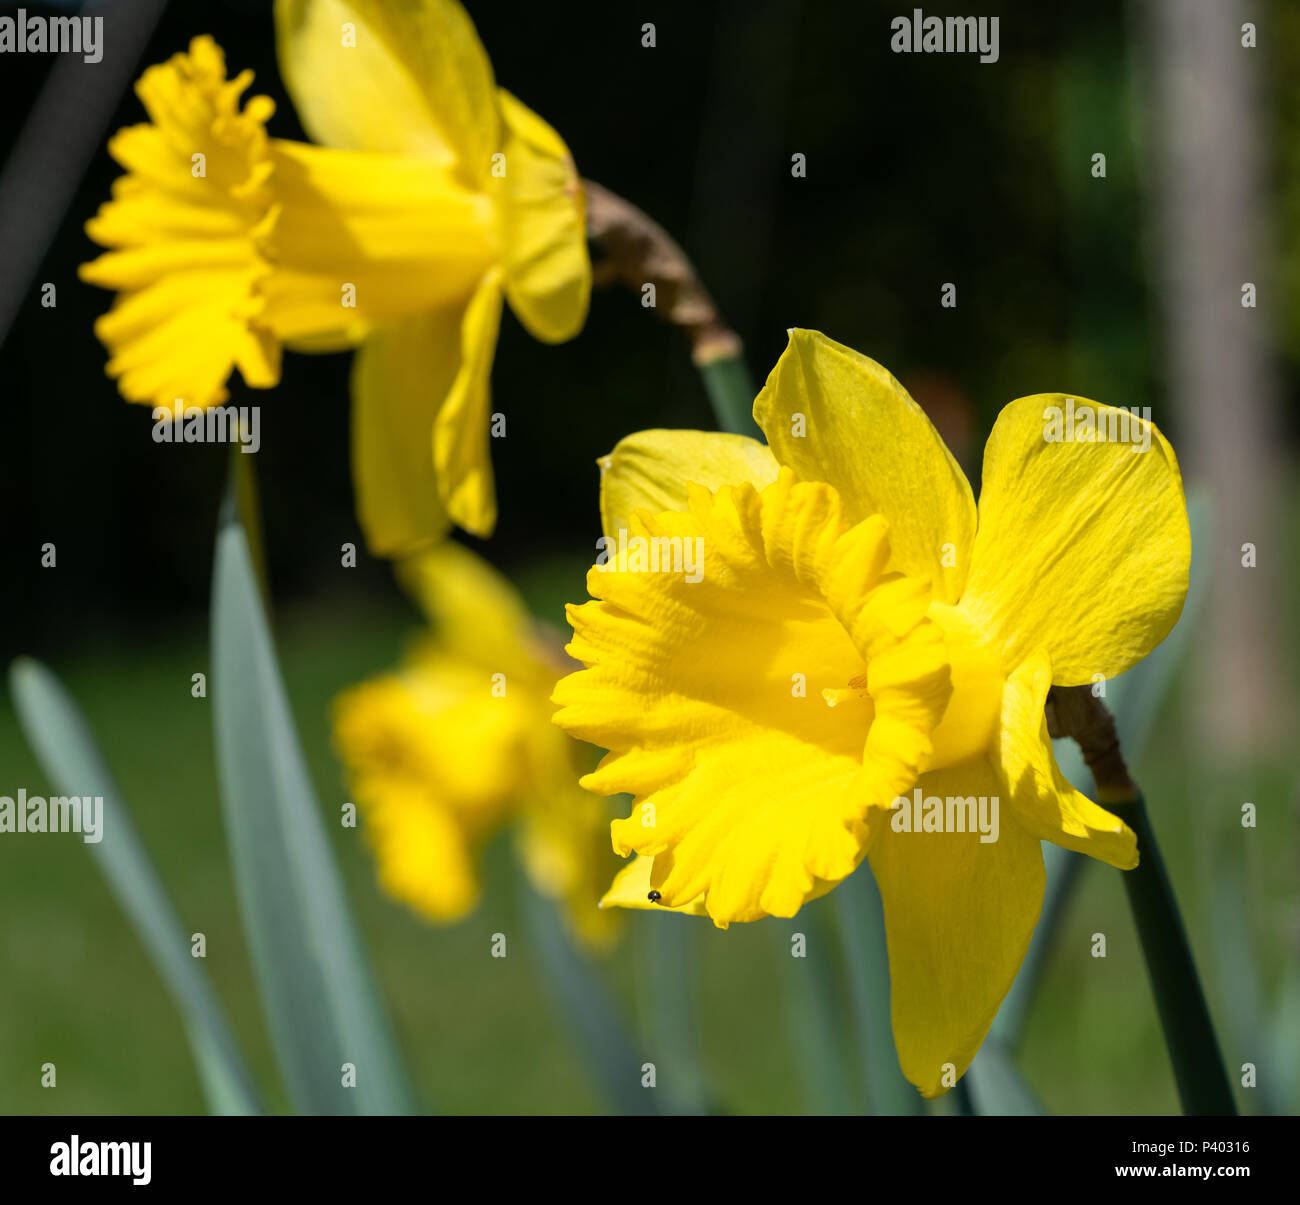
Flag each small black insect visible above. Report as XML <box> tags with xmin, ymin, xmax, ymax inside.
<box><xmin>647</xmin><ymin>890</ymin><xmax>662</xmax><ymax>903</ymax></box>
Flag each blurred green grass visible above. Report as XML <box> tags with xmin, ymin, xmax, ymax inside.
<box><xmin>0</xmin><ymin>553</ymin><xmax>1294</xmax><ymax>1115</ymax></box>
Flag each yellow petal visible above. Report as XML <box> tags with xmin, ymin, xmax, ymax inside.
<box><xmin>433</xmin><ymin>269</ymin><xmax>504</xmax><ymax>536</ymax></box>
<box><xmin>354</xmin><ymin>781</ymin><xmax>481</xmax><ymax>922</ymax></box>
<box><xmin>396</xmin><ymin>541</ymin><xmax>540</xmax><ymax>682</ymax></box>
<box><xmin>553</xmin><ymin>471</ymin><xmax>951</xmax><ymax>926</ymax></box>
<box><xmin>350</xmin><ymin>310</ymin><xmax>456</xmax><ymax>557</ymax></box>
<box><xmin>753</xmin><ymin>329</ymin><xmax>977</xmax><ymax>604</ymax></box>
<box><xmin>994</xmin><ymin>649</ymin><xmax>1137</xmax><ymax>864</ymax></box>
<box><xmin>273</xmin><ymin>0</ymin><xmax>498</xmax><ymax>178</ymax></box>
<box><xmin>869</xmin><ymin>762</ymin><xmax>1045</xmax><ymax>1098</ymax></box>
<box><xmin>334</xmin><ymin>658</ymin><xmax>529</xmax><ymax>816</ymax></box>
<box><xmin>600</xmin><ymin>854</ymin><xmax>710</xmax><ymax>919</ymax></box>
<box><xmin>333</xmin><ymin>655</ymin><xmax>539</xmax><ymax>922</ymax></box>
<box><xmin>960</xmin><ymin>395</ymin><xmax>1190</xmax><ymax>683</ymax></box>
<box><xmin>598</xmin><ymin>429</ymin><xmax>779</xmax><ymax>539</ymax></box>
<box><xmin>495</xmin><ymin>89</ymin><xmax>590</xmax><ymax>344</ymax></box>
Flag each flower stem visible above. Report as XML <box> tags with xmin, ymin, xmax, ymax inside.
<box><xmin>220</xmin><ymin>439</ymin><xmax>269</xmax><ymax>605</ymax></box>
<box><xmin>583</xmin><ymin>178</ymin><xmax>759</xmax><ymax>438</ymax></box>
<box><xmin>695</xmin><ymin>346</ymin><xmax>762</xmax><ymax>440</ymax></box>
<box><xmin>1108</xmin><ymin>793</ymin><xmax>1237</xmax><ymax>1115</ymax></box>
<box><xmin>1048</xmin><ymin>686</ymin><xmax>1235</xmax><ymax>1115</ymax></box>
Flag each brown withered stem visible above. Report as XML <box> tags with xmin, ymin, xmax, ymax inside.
<box><xmin>1044</xmin><ymin>685</ymin><xmax>1136</xmax><ymax>803</ymax></box>
<box><xmin>583</xmin><ymin>178</ymin><xmax>742</xmax><ymax>366</ymax></box>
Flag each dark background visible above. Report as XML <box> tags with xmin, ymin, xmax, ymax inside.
<box><xmin>0</xmin><ymin>0</ymin><xmax>1167</xmax><ymax>659</ymax></box>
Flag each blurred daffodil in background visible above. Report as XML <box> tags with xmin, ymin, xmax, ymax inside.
<box><xmin>80</xmin><ymin>0</ymin><xmax>590</xmax><ymax>554</ymax></box>
<box><xmin>554</xmin><ymin>329</ymin><xmax>1191</xmax><ymax>1095</ymax></box>
<box><xmin>335</xmin><ymin>541</ymin><xmax>619</xmax><ymax>950</ymax></box>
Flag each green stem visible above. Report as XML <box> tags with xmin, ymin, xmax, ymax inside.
<box><xmin>221</xmin><ymin>440</ymin><xmax>269</xmax><ymax>605</ymax></box>
<box><xmin>641</xmin><ymin>916</ymin><xmax>710</xmax><ymax>1115</ymax></box>
<box><xmin>769</xmin><ymin>911</ymin><xmax>855</xmax><ymax>1115</ymax></box>
<box><xmin>1109</xmin><ymin>794</ymin><xmax>1237</xmax><ymax>1115</ymax></box>
<box><xmin>522</xmin><ymin>882</ymin><xmax>656</xmax><ymax>1116</ymax></box>
<box><xmin>696</xmin><ymin>351</ymin><xmax>761</xmax><ymax>439</ymax></box>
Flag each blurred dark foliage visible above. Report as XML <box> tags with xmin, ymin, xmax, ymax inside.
<box><xmin>3</xmin><ymin>0</ymin><xmax>1284</xmax><ymax>664</ymax></box>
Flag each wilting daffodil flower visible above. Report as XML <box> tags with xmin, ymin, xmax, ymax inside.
<box><xmin>80</xmin><ymin>0</ymin><xmax>590</xmax><ymax>554</ymax></box>
<box><xmin>552</xmin><ymin>329</ymin><xmax>1191</xmax><ymax>1095</ymax></box>
<box><xmin>334</xmin><ymin>542</ymin><xmax>619</xmax><ymax>950</ymax></box>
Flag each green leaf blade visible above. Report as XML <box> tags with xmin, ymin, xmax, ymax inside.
<box><xmin>211</xmin><ymin>522</ymin><xmax>418</xmax><ymax>1116</ymax></box>
<box><xmin>8</xmin><ymin>657</ymin><xmax>263</xmax><ymax>1116</ymax></box>
<box><xmin>967</xmin><ymin>1038</ymin><xmax>1044</xmax><ymax>1116</ymax></box>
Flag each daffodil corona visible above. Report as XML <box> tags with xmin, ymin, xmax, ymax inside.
<box><xmin>553</xmin><ymin>329</ymin><xmax>1191</xmax><ymax>1095</ymax></box>
<box><xmin>81</xmin><ymin>0</ymin><xmax>590</xmax><ymax>555</ymax></box>
<box><xmin>334</xmin><ymin>542</ymin><xmax>619</xmax><ymax>950</ymax></box>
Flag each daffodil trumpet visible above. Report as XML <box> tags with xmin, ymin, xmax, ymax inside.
<box><xmin>554</xmin><ymin>328</ymin><xmax>1195</xmax><ymax>1097</ymax></box>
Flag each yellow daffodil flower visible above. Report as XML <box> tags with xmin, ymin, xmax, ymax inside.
<box><xmin>334</xmin><ymin>541</ymin><xmax>619</xmax><ymax>950</ymax></box>
<box><xmin>80</xmin><ymin>0</ymin><xmax>590</xmax><ymax>554</ymax></box>
<box><xmin>553</xmin><ymin>328</ymin><xmax>1191</xmax><ymax>1094</ymax></box>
